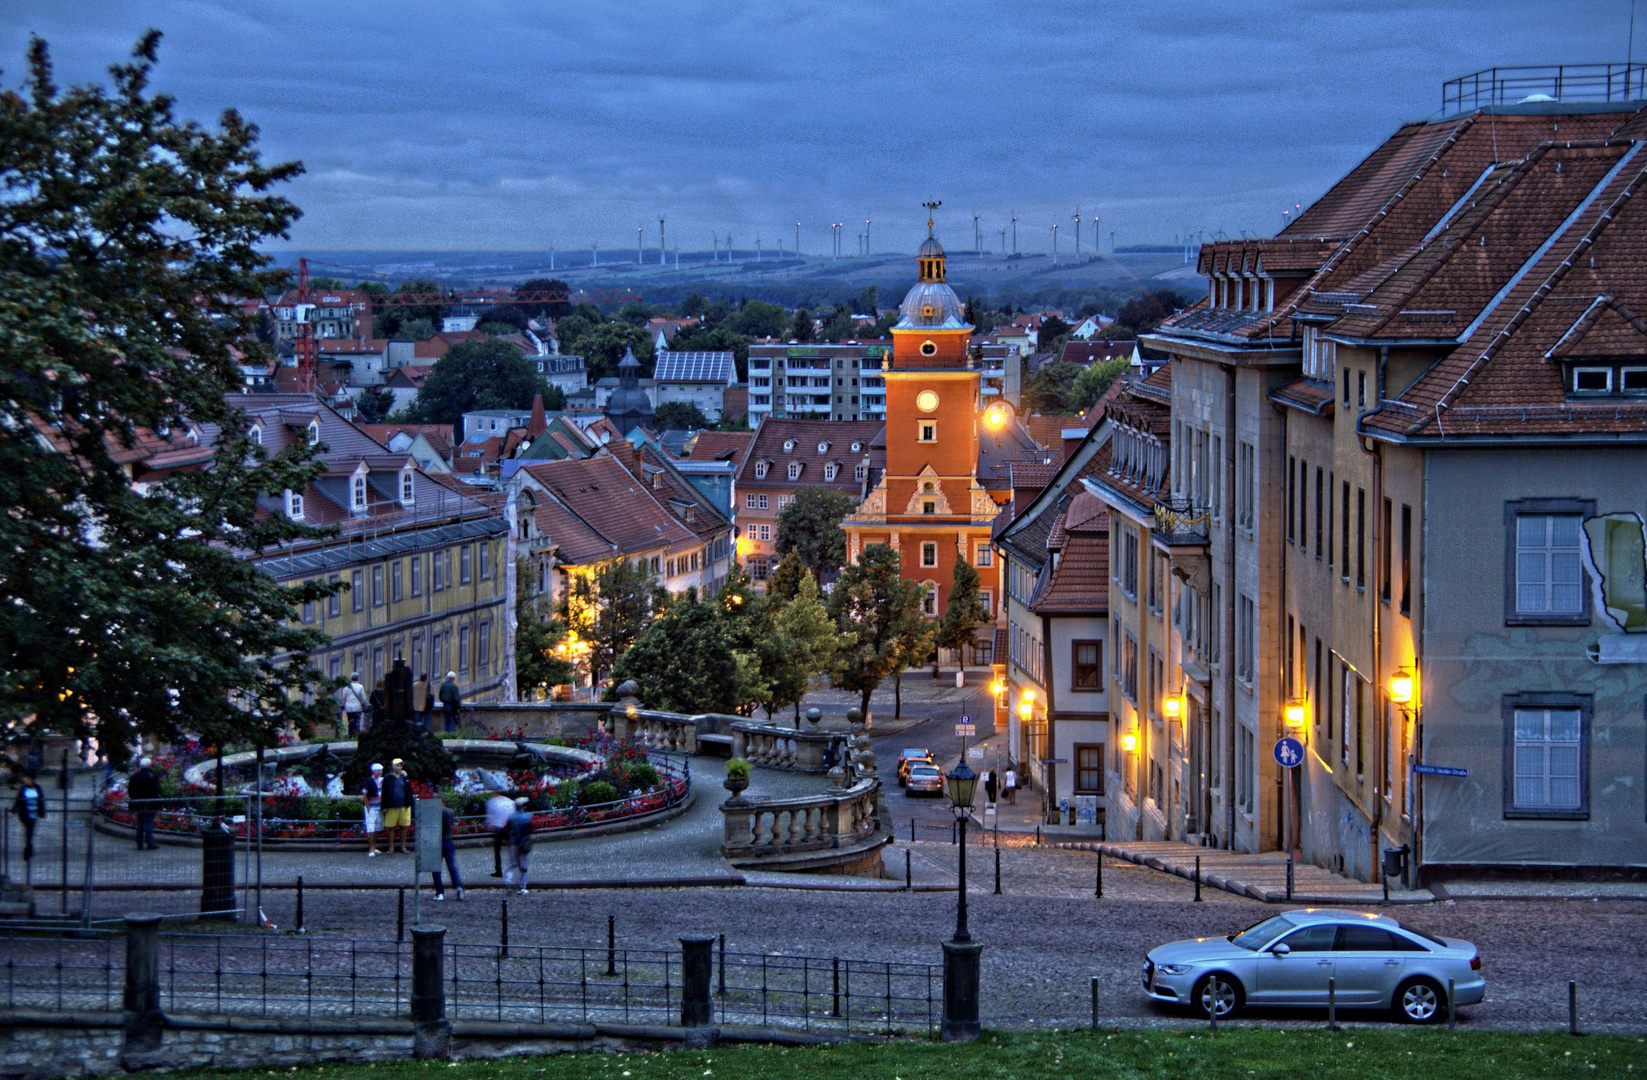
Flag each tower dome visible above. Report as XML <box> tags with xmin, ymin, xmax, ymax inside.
<box><xmin>603</xmin><ymin>345</ymin><xmax>654</xmax><ymax>434</ymax></box>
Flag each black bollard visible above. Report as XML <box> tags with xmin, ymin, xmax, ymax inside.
<box><xmin>1090</xmin><ymin>975</ymin><xmax>1099</xmax><ymax>1030</ymax></box>
<box><xmin>717</xmin><ymin>933</ymin><xmax>726</xmax><ymax>996</ymax></box>
<box><xmin>411</xmin><ymin>924</ymin><xmax>450</xmax><ymax>1059</ymax></box>
<box><xmin>607</xmin><ymin>914</ymin><xmax>617</xmax><ymax>975</ymax></box>
<box><xmin>1569</xmin><ymin>980</ymin><xmax>1578</xmax><ymax>1035</ymax></box>
<box><xmin>911</xmin><ymin>818</ymin><xmax>916</xmax><ymax>843</ymax></box>
<box><xmin>905</xmin><ymin>849</ymin><xmax>912</xmax><ymax>890</ymax></box>
<box><xmin>994</xmin><ymin>846</ymin><xmax>1002</xmax><ymax>895</ymax></box>
<box><xmin>397</xmin><ymin>887</ymin><xmax>405</xmax><ymax>942</ymax></box>
<box><xmin>500</xmin><ymin>898</ymin><xmax>508</xmax><ymax>958</ymax></box>
<box><xmin>680</xmin><ymin>935</ymin><xmax>714</xmax><ymax>1028</ymax></box>
<box><xmin>295</xmin><ymin>875</ymin><xmax>304</xmax><ymax>934</ymax></box>
<box><xmin>1095</xmin><ymin>850</ymin><xmax>1102</xmax><ymax>898</ymax></box>
<box><xmin>1194</xmin><ymin>855</ymin><xmax>1203</xmax><ymax>901</ymax></box>
<box><xmin>1036</xmin><ymin>825</ymin><xmax>1041</xmax><ymax>845</ymax></box>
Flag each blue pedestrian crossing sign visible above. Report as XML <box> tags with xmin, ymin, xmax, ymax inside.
<box><xmin>1274</xmin><ymin>736</ymin><xmax>1305</xmax><ymax>769</ymax></box>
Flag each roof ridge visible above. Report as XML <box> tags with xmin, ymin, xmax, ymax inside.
<box><xmin>1420</xmin><ymin>153</ymin><xmax>1647</xmax><ymax>432</ymax></box>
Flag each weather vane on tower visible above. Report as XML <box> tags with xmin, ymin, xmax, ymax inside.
<box><xmin>923</xmin><ymin>200</ymin><xmax>941</xmax><ymax>236</ymax></box>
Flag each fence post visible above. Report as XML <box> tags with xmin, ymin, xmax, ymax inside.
<box><xmin>680</xmin><ymin>935</ymin><xmax>715</xmax><ymax>1031</ymax></box>
<box><xmin>905</xmin><ymin>849</ymin><xmax>912</xmax><ymax>891</ymax></box>
<box><xmin>994</xmin><ymin>846</ymin><xmax>1002</xmax><ymax>896</ymax></box>
<box><xmin>607</xmin><ymin>914</ymin><xmax>616</xmax><ymax>975</ymax></box>
<box><xmin>122</xmin><ymin>913</ymin><xmax>164</xmax><ymax>1056</ymax></box>
<box><xmin>1095</xmin><ymin>851</ymin><xmax>1102</xmax><ymax>898</ymax></box>
<box><xmin>295</xmin><ymin>875</ymin><xmax>304</xmax><ymax>934</ymax></box>
<box><xmin>200</xmin><ymin>821</ymin><xmax>236</xmax><ymax>921</ymax></box>
<box><xmin>1090</xmin><ymin>975</ymin><xmax>1099</xmax><ymax>1030</ymax></box>
<box><xmin>411</xmin><ymin>924</ymin><xmax>450</xmax><ymax>1059</ymax></box>
<box><xmin>717</xmin><ymin>934</ymin><xmax>726</xmax><ymax>997</ymax></box>
<box><xmin>1568</xmin><ymin>980</ymin><xmax>1578</xmax><ymax>1035</ymax></box>
<box><xmin>397</xmin><ymin>888</ymin><xmax>406</xmax><ymax>942</ymax></box>
<box><xmin>1194</xmin><ymin>856</ymin><xmax>1202</xmax><ymax>902</ymax></box>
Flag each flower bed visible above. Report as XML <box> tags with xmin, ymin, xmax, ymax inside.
<box><xmin>96</xmin><ymin>735</ymin><xmax>691</xmax><ymax>844</ymax></box>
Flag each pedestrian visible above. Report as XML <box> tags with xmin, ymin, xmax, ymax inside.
<box><xmin>127</xmin><ymin>756</ymin><xmax>162</xmax><ymax>851</ymax></box>
<box><xmin>340</xmin><ymin>673</ymin><xmax>368</xmax><ymax>736</ymax></box>
<box><xmin>485</xmin><ymin>793</ymin><xmax>514</xmax><ymax>878</ymax></box>
<box><xmin>411</xmin><ymin>674</ymin><xmax>433</xmax><ymax>731</ymax></box>
<box><xmin>438</xmin><ymin>671</ymin><xmax>462</xmax><ymax>733</ymax></box>
<box><xmin>369</xmin><ymin>677</ymin><xmax>387</xmax><ymax>730</ymax></box>
<box><xmin>13</xmin><ymin>772</ymin><xmax>45</xmax><ymax>863</ymax></box>
<box><xmin>1003</xmin><ymin>765</ymin><xmax>1017</xmax><ymax>805</ymax></box>
<box><xmin>362</xmin><ymin>763</ymin><xmax>384</xmax><ymax>857</ymax></box>
<box><xmin>381</xmin><ymin>758</ymin><xmax>413</xmax><ymax>854</ymax></box>
<box><xmin>430</xmin><ymin>804</ymin><xmax>464</xmax><ymax>901</ymax></box>
<box><xmin>983</xmin><ymin>768</ymin><xmax>998</xmax><ymax>806</ymax></box>
<box><xmin>504</xmin><ymin>796</ymin><xmax>534</xmax><ymax>894</ymax></box>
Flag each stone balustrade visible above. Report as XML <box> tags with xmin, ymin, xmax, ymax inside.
<box><xmin>608</xmin><ymin>709</ymin><xmax>698</xmax><ymax>755</ymax></box>
<box><xmin>728</xmin><ymin>721</ymin><xmax>845</xmax><ymax>774</ymax></box>
<box><xmin>719</xmin><ymin>778</ymin><xmax>890</xmax><ymax>876</ymax></box>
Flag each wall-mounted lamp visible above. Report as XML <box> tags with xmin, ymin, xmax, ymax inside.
<box><xmin>1162</xmin><ymin>693</ymin><xmax>1184</xmax><ymax>722</ymax></box>
<box><xmin>1283</xmin><ymin>699</ymin><xmax>1306</xmax><ymax>729</ymax></box>
<box><xmin>1389</xmin><ymin>668</ymin><xmax>1415</xmax><ymax>707</ymax></box>
<box><xmin>1121</xmin><ymin>731</ymin><xmax>1138</xmax><ymax>753</ymax></box>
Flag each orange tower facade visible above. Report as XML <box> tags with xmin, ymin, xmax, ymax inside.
<box><xmin>843</xmin><ymin>215</ymin><xmax>1007</xmax><ymax>639</ymax></box>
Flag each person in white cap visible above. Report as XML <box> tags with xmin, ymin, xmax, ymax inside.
<box><xmin>438</xmin><ymin>671</ymin><xmax>462</xmax><ymax>733</ymax></box>
<box><xmin>504</xmin><ymin>796</ymin><xmax>534</xmax><ymax>893</ymax></box>
<box><xmin>363</xmin><ymin>763</ymin><xmax>384</xmax><ymax>857</ymax></box>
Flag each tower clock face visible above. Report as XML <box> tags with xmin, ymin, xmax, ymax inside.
<box><xmin>916</xmin><ymin>389</ymin><xmax>940</xmax><ymax>412</ymax></box>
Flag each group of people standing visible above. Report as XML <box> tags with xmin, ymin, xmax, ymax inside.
<box><xmin>980</xmin><ymin>765</ymin><xmax>1018</xmax><ymax>805</ymax></box>
<box><xmin>338</xmin><ymin>661</ymin><xmax>464</xmax><ymax>737</ymax></box>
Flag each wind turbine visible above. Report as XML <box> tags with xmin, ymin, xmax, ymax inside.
<box><xmin>973</xmin><ymin>213</ymin><xmax>981</xmax><ymax>257</ymax></box>
<box><xmin>1010</xmin><ymin>211</ymin><xmax>1018</xmax><ymax>255</ymax></box>
<box><xmin>1051</xmin><ymin>222</ymin><xmax>1059</xmax><ymax>265</ymax></box>
<box><xmin>659</xmin><ymin>216</ymin><xmax>666</xmax><ymax>265</ymax></box>
<box><xmin>1073</xmin><ymin>206</ymin><xmax>1082</xmax><ymax>258</ymax></box>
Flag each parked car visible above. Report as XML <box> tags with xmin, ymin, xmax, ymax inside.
<box><xmin>905</xmin><ymin>764</ymin><xmax>944</xmax><ymax>796</ymax></box>
<box><xmin>897</xmin><ymin>749</ymin><xmax>934</xmax><ymax>786</ymax></box>
<box><xmin>1142</xmin><ymin>910</ymin><xmax>1483</xmax><ymax>1024</ymax></box>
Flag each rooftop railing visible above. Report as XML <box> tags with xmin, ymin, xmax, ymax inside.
<box><xmin>1442</xmin><ymin>63</ymin><xmax>1647</xmax><ymax>116</ymax></box>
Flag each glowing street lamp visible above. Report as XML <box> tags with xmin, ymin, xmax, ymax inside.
<box><xmin>1389</xmin><ymin>668</ymin><xmax>1415</xmax><ymax>707</ymax></box>
<box><xmin>1284</xmin><ymin>699</ymin><xmax>1307</xmax><ymax>729</ymax></box>
<box><xmin>1162</xmin><ymin>693</ymin><xmax>1184</xmax><ymax>722</ymax></box>
<box><xmin>1120</xmin><ymin>730</ymin><xmax>1138</xmax><ymax>753</ymax></box>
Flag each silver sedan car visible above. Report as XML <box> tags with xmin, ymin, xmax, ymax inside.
<box><xmin>905</xmin><ymin>764</ymin><xmax>945</xmax><ymax>796</ymax></box>
<box><xmin>1143</xmin><ymin>909</ymin><xmax>1484</xmax><ymax>1024</ymax></box>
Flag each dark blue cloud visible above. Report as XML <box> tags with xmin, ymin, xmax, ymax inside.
<box><xmin>0</xmin><ymin>0</ymin><xmax>1626</xmax><ymax>252</ymax></box>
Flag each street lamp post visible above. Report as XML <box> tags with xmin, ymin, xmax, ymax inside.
<box><xmin>941</xmin><ymin>760</ymin><xmax>981</xmax><ymax>1041</ymax></box>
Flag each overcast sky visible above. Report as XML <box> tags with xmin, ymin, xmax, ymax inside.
<box><xmin>0</xmin><ymin>1</ymin><xmax>1630</xmax><ymax>254</ymax></box>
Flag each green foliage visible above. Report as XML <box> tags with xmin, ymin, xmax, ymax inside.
<box><xmin>713</xmin><ymin>412</ymin><xmax>752</xmax><ymax>432</ymax></box>
<box><xmin>816</xmin><ymin>306</ymin><xmax>857</xmax><ymax>343</ymax></box>
<box><xmin>790</xmin><ymin>308</ymin><xmax>814</xmax><ymax>342</ymax></box>
<box><xmin>475</xmin><ymin>320</ymin><xmax>518</xmax><ymax>336</ymax></box>
<box><xmin>516</xmin><ymin>562</ymin><xmax>575</xmax><ymax>693</ymax></box>
<box><xmin>774</xmin><ymin>488</ymin><xmax>858</xmax><ymax>581</ymax></box>
<box><xmin>342</xmin><ymin>723</ymin><xmax>457</xmax><ymax>790</ymax></box>
<box><xmin>0</xmin><ymin>32</ymin><xmax>342</xmax><ymax>760</ymax></box>
<box><xmin>828</xmin><ymin>545</ymin><xmax>931</xmax><ymax>714</ymax></box>
<box><xmin>610</xmin><ymin>593</ymin><xmax>757</xmax><ymax>715</ymax></box>
<box><xmin>935</xmin><ymin>556</ymin><xmax>990</xmax><ymax>653</ymax></box>
<box><xmin>411</xmin><ymin>339</ymin><xmax>550</xmax><ymax>426</ymax></box>
<box><xmin>580</xmin><ymin>780</ymin><xmax>619</xmax><ymax>805</ymax></box>
<box><xmin>764</xmin><ymin>571</ymin><xmax>849</xmax><ymax>720</ymax></box>
<box><xmin>549</xmin><ymin>782</ymin><xmax>579</xmax><ymax>808</ymax></box>
<box><xmin>723</xmin><ymin>758</ymin><xmax>751</xmax><ymax>781</ymax></box>
<box><xmin>308</xmin><ymin>276</ymin><xmax>346</xmax><ymax>290</ymax></box>
<box><xmin>395</xmin><ymin>317</ymin><xmax>435</xmax><ymax>341</ymax></box>
<box><xmin>354</xmin><ymin>387</ymin><xmax>394</xmax><ymax>424</ymax></box>
<box><xmin>726</xmin><ymin>299</ymin><xmax>788</xmax><ymax>339</ymax></box>
<box><xmin>1116</xmin><ymin>289</ymin><xmax>1188</xmax><ymax>336</ymax></box>
<box><xmin>767</xmin><ymin>549</ymin><xmax>807</xmax><ymax>603</ymax></box>
<box><xmin>1068</xmin><ymin>356</ymin><xmax>1131</xmax><ymax>412</ymax></box>
<box><xmin>653</xmin><ymin>401</ymin><xmax>710</xmax><ymax>431</ymax></box>
<box><xmin>565</xmin><ymin>321</ymin><xmax>654</xmax><ymax>383</ymax></box>
<box><xmin>562</xmin><ymin>558</ymin><xmax>662</xmax><ymax>678</ymax></box>
<box><xmin>624</xmin><ymin>762</ymin><xmax>660</xmax><ymax>790</ymax></box>
<box><xmin>374</xmin><ymin>279</ymin><xmax>445</xmax><ymax>337</ymax></box>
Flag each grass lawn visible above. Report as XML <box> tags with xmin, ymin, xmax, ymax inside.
<box><xmin>202</xmin><ymin>1028</ymin><xmax>1645</xmax><ymax>1080</ymax></box>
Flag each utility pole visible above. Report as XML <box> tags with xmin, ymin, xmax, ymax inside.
<box><xmin>592</xmin><ymin>243</ymin><xmax>598</xmax><ymax>267</ymax></box>
<box><xmin>659</xmin><ymin>216</ymin><xmax>666</xmax><ymax>265</ymax></box>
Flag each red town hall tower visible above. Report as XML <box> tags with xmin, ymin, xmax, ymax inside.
<box><xmin>843</xmin><ymin>210</ymin><xmax>1011</xmax><ymax>639</ymax></box>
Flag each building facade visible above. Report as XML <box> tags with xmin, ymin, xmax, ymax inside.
<box><xmin>733</xmin><ymin>417</ymin><xmax>885</xmax><ymax>580</ymax></box>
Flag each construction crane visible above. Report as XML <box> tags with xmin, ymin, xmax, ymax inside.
<box><xmin>287</xmin><ymin>256</ymin><xmax>640</xmax><ymax>391</ymax></box>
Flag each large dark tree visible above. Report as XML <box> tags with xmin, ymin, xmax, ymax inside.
<box><xmin>610</xmin><ymin>593</ymin><xmax>753</xmax><ymax>715</ymax></box>
<box><xmin>828</xmin><ymin>545</ymin><xmax>929</xmax><ymax>716</ymax></box>
<box><xmin>410</xmin><ymin>339</ymin><xmax>549</xmax><ymax>425</ymax></box>
<box><xmin>0</xmin><ymin>32</ymin><xmax>340</xmax><ymax>759</ymax></box>
<box><xmin>774</xmin><ymin>488</ymin><xmax>858</xmax><ymax>581</ymax></box>
<box><xmin>652</xmin><ymin>401</ymin><xmax>709</xmax><ymax>431</ymax></box>
<box><xmin>375</xmin><ymin>278</ymin><xmax>446</xmax><ymax>338</ymax></box>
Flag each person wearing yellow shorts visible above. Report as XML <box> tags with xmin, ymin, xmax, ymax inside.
<box><xmin>381</xmin><ymin>758</ymin><xmax>414</xmax><ymax>854</ymax></box>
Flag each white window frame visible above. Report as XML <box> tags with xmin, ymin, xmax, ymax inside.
<box><xmin>921</xmin><ymin>541</ymin><xmax>938</xmax><ymax>567</ymax></box>
<box><xmin>757</xmin><ymin>494</ymin><xmax>769</xmax><ymax>510</ymax></box>
<box><xmin>1572</xmin><ymin>366</ymin><xmax>1612</xmax><ymax>394</ymax></box>
<box><xmin>974</xmin><ymin>544</ymin><xmax>992</xmax><ymax>567</ymax></box>
<box><xmin>918</xmin><ymin>420</ymin><xmax>937</xmax><ymax>443</ymax></box>
<box><xmin>351</xmin><ymin>474</ymin><xmax>367</xmax><ymax>511</ymax></box>
<box><xmin>1515</xmin><ymin>514</ymin><xmax>1584</xmax><ymax>616</ymax></box>
<box><xmin>1506</xmin><ymin>698</ymin><xmax>1588</xmax><ymax>818</ymax></box>
<box><xmin>285</xmin><ymin>490</ymin><xmax>303</xmax><ymax>520</ymax></box>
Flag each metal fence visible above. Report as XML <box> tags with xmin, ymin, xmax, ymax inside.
<box><xmin>0</xmin><ymin>929</ymin><xmax>939</xmax><ymax>1035</ymax></box>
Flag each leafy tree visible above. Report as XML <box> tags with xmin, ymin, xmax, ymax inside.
<box><xmin>308</xmin><ymin>275</ymin><xmax>346</xmax><ymax>290</ymax></box>
<box><xmin>567</xmin><ymin>321</ymin><xmax>653</xmax><ymax>383</ymax></box>
<box><xmin>764</xmin><ymin>571</ymin><xmax>849</xmax><ymax>722</ymax></box>
<box><xmin>1022</xmin><ymin>360</ymin><xmax>1081</xmax><ymax>413</ymax></box>
<box><xmin>395</xmin><ymin>317</ymin><xmax>435</xmax><ymax>341</ymax></box>
<box><xmin>775</xmin><ymin>488</ymin><xmax>858</xmax><ymax>581</ymax></box>
<box><xmin>935</xmin><ymin>556</ymin><xmax>990</xmax><ymax>656</ymax></box>
<box><xmin>790</xmin><ymin>308</ymin><xmax>814</xmax><ymax>342</ymax></box>
<box><xmin>713</xmin><ymin>412</ymin><xmax>752</xmax><ymax>432</ymax></box>
<box><xmin>515</xmin><ymin>564</ymin><xmax>575</xmax><ymax>695</ymax></box>
<box><xmin>1115</xmin><ymin>289</ymin><xmax>1187</xmax><ymax>336</ymax></box>
<box><xmin>727</xmin><ymin>299</ymin><xmax>788</xmax><ymax>339</ymax></box>
<box><xmin>767</xmin><ymin>549</ymin><xmax>807</xmax><ymax>603</ymax></box>
<box><xmin>681</xmin><ymin>293</ymin><xmax>710</xmax><ymax>317</ymax></box>
<box><xmin>410</xmin><ymin>338</ymin><xmax>549</xmax><ymax>425</ymax></box>
<box><xmin>562</xmin><ymin>558</ymin><xmax>662</xmax><ymax>681</ymax></box>
<box><xmin>1039</xmin><ymin>314</ymin><xmax>1072</xmax><ymax>346</ymax></box>
<box><xmin>667</xmin><ymin>323</ymin><xmax>749</xmax><ymax>380</ymax></box>
<box><xmin>539</xmin><ymin>383</ymin><xmax>568</xmax><ymax>411</ymax></box>
<box><xmin>818</xmin><ymin>306</ymin><xmax>856</xmax><ymax>343</ymax></box>
<box><xmin>886</xmin><ymin>602</ymin><xmax>936</xmax><ymax>719</ymax></box>
<box><xmin>610</xmin><ymin>593</ymin><xmax>755</xmax><ymax>714</ymax></box>
<box><xmin>475</xmin><ymin>320</ymin><xmax>518</xmax><ymax>336</ymax></box>
<box><xmin>618</xmin><ymin>302</ymin><xmax>653</xmax><ymax>326</ymax></box>
<box><xmin>354</xmin><ymin>386</ymin><xmax>394</xmax><ymax>424</ymax></box>
<box><xmin>374</xmin><ymin>279</ymin><xmax>445</xmax><ymax>337</ymax></box>
<box><xmin>0</xmin><ymin>31</ymin><xmax>340</xmax><ymax>759</ymax></box>
<box><xmin>519</xmin><ymin>277</ymin><xmax>573</xmax><ymax>320</ymax></box>
<box><xmin>653</xmin><ymin>401</ymin><xmax>709</xmax><ymax>431</ymax></box>
<box><xmin>1069</xmin><ymin>356</ymin><xmax>1131</xmax><ymax>412</ymax></box>
<box><xmin>853</xmin><ymin>285</ymin><xmax>879</xmax><ymax>315</ymax></box>
<box><xmin>828</xmin><ymin>545</ymin><xmax>928</xmax><ymax>716</ymax></box>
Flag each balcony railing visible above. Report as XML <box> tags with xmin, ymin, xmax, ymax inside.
<box><xmin>1442</xmin><ymin>63</ymin><xmax>1646</xmax><ymax>115</ymax></box>
<box><xmin>1153</xmin><ymin>497</ymin><xmax>1211</xmax><ymax>545</ymax></box>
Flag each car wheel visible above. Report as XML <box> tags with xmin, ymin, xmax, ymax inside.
<box><xmin>1193</xmin><ymin>972</ymin><xmax>1242</xmax><ymax>1020</ymax></box>
<box><xmin>1395</xmin><ymin>977</ymin><xmax>1445</xmax><ymax>1024</ymax></box>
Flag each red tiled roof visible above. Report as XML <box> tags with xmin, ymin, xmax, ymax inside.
<box><xmin>1059</xmin><ymin>340</ymin><xmax>1135</xmax><ymax>366</ymax></box>
<box><xmin>519</xmin><ymin>455</ymin><xmax>698</xmax><ymax>564</ymax></box>
<box><xmin>684</xmin><ymin>431</ymin><xmax>755</xmax><ymax>467</ymax></box>
<box><xmin>1271</xmin><ymin>379</ymin><xmax>1336</xmax><ymax>415</ymax></box>
<box><xmin>1022</xmin><ymin>414</ymin><xmax>1093</xmax><ymax>451</ymax></box>
<box><xmin>1030</xmin><ymin>529</ymin><xmax>1109</xmax><ymax>614</ymax></box>
<box><xmin>736</xmin><ymin>418</ymin><xmax>885</xmax><ymax>491</ymax></box>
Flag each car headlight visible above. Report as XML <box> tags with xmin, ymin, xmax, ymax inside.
<box><xmin>1157</xmin><ymin>964</ymin><xmax>1191</xmax><ymax>976</ymax></box>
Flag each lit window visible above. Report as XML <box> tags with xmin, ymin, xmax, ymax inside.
<box><xmin>923</xmin><ymin>583</ymin><xmax>938</xmax><ymax>616</ymax></box>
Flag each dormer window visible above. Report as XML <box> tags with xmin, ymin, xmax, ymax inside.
<box><xmin>755</xmin><ymin>461</ymin><xmax>769</xmax><ymax>479</ymax></box>
<box><xmin>817</xmin><ymin>441</ymin><xmax>830</xmax><ymax>454</ymax></box>
<box><xmin>1574</xmin><ymin>367</ymin><xmax>1614</xmax><ymax>394</ymax></box>
<box><xmin>824</xmin><ymin>463</ymin><xmax>838</xmax><ymax>482</ymax></box>
<box><xmin>400</xmin><ymin>469</ymin><xmax>415</xmax><ymax>507</ymax></box>
<box><xmin>920</xmin><ymin>341</ymin><xmax>937</xmax><ymax>357</ymax></box>
<box><xmin>308</xmin><ymin>420</ymin><xmax>321</xmax><ymax>443</ymax></box>
<box><xmin>783</xmin><ymin>438</ymin><xmax>796</xmax><ymax>452</ymax></box>
<box><xmin>285</xmin><ymin>489</ymin><xmax>303</xmax><ymax>520</ymax></box>
<box><xmin>855</xmin><ymin>462</ymin><xmax>868</xmax><ymax>481</ymax></box>
<box><xmin>249</xmin><ymin>425</ymin><xmax>263</xmax><ymax>446</ymax></box>
<box><xmin>787</xmin><ymin>461</ymin><xmax>802</xmax><ymax>481</ymax></box>
<box><xmin>351</xmin><ymin>474</ymin><xmax>367</xmax><ymax>511</ymax></box>
<box><xmin>850</xmin><ymin>441</ymin><xmax>861</xmax><ymax>452</ymax></box>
